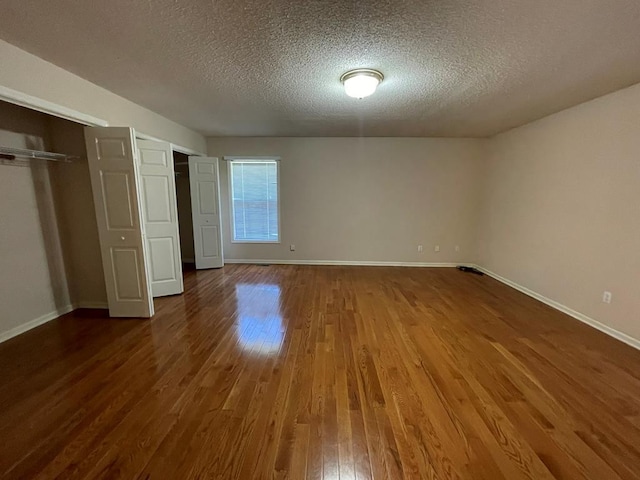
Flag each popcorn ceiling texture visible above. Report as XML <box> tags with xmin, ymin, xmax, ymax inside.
<box><xmin>1</xmin><ymin>0</ymin><xmax>640</xmax><ymax>137</ymax></box>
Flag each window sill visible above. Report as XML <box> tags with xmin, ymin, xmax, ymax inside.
<box><xmin>231</xmin><ymin>240</ymin><xmax>281</xmax><ymax>244</ymax></box>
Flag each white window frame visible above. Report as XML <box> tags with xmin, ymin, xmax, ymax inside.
<box><xmin>226</xmin><ymin>156</ymin><xmax>281</xmax><ymax>244</ymax></box>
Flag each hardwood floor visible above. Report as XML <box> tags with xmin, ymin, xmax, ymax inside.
<box><xmin>1</xmin><ymin>265</ymin><xmax>639</xmax><ymax>479</ymax></box>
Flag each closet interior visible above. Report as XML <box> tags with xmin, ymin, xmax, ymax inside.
<box><xmin>173</xmin><ymin>151</ymin><xmax>195</xmax><ymax>266</ymax></box>
<box><xmin>0</xmin><ymin>100</ymin><xmax>106</xmax><ymax>338</ymax></box>
<box><xmin>0</xmin><ymin>98</ymin><xmax>224</xmax><ymax>340</ymax></box>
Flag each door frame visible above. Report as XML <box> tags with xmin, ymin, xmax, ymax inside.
<box><xmin>0</xmin><ymin>84</ymin><xmax>108</xmax><ymax>127</ymax></box>
<box><xmin>0</xmin><ymin>85</ymin><xmax>207</xmax><ymax>156</ymax></box>
<box><xmin>170</xmin><ymin>146</ymin><xmax>203</xmax><ymax>265</ymax></box>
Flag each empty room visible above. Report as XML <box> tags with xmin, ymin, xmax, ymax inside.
<box><xmin>0</xmin><ymin>1</ymin><xmax>639</xmax><ymax>479</ymax></box>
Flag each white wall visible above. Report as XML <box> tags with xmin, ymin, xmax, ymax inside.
<box><xmin>0</xmin><ymin>39</ymin><xmax>206</xmax><ymax>154</ymax></box>
<box><xmin>207</xmin><ymin>137</ymin><xmax>486</xmax><ymax>264</ymax></box>
<box><xmin>478</xmin><ymin>82</ymin><xmax>640</xmax><ymax>342</ymax></box>
<box><xmin>0</xmin><ymin>101</ymin><xmax>72</xmax><ymax>339</ymax></box>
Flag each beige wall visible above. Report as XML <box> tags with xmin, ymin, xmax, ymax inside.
<box><xmin>208</xmin><ymin>137</ymin><xmax>486</xmax><ymax>264</ymax></box>
<box><xmin>478</xmin><ymin>82</ymin><xmax>640</xmax><ymax>341</ymax></box>
<box><xmin>0</xmin><ymin>101</ymin><xmax>72</xmax><ymax>338</ymax></box>
<box><xmin>0</xmin><ymin>40</ymin><xmax>206</xmax><ymax>154</ymax></box>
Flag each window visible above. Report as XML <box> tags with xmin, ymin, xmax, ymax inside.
<box><xmin>229</xmin><ymin>158</ymin><xmax>280</xmax><ymax>243</ymax></box>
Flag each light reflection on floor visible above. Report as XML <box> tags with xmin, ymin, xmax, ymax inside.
<box><xmin>234</xmin><ymin>283</ymin><xmax>284</xmax><ymax>356</ymax></box>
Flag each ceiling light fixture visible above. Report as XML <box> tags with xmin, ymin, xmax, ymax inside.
<box><xmin>340</xmin><ymin>69</ymin><xmax>384</xmax><ymax>99</ymax></box>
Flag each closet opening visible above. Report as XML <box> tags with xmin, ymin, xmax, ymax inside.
<box><xmin>2</xmin><ymin>96</ymin><xmax>204</xmax><ymax>323</ymax></box>
<box><xmin>173</xmin><ymin>151</ymin><xmax>195</xmax><ymax>270</ymax></box>
<box><xmin>0</xmin><ymin>99</ymin><xmax>108</xmax><ymax>336</ymax></box>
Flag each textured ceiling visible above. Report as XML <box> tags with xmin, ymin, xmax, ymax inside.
<box><xmin>2</xmin><ymin>1</ymin><xmax>640</xmax><ymax>137</ymax></box>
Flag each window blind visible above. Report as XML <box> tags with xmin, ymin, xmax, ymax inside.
<box><xmin>230</xmin><ymin>160</ymin><xmax>279</xmax><ymax>242</ymax></box>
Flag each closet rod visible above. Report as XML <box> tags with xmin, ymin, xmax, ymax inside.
<box><xmin>0</xmin><ymin>145</ymin><xmax>79</xmax><ymax>163</ymax></box>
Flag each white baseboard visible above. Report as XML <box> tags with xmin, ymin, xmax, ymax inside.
<box><xmin>475</xmin><ymin>265</ymin><xmax>640</xmax><ymax>351</ymax></box>
<box><xmin>0</xmin><ymin>304</ymin><xmax>74</xmax><ymax>344</ymax></box>
<box><xmin>224</xmin><ymin>259</ymin><xmax>460</xmax><ymax>268</ymax></box>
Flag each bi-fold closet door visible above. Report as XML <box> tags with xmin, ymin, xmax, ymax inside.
<box><xmin>84</xmin><ymin>127</ymin><xmax>223</xmax><ymax>318</ymax></box>
<box><xmin>84</xmin><ymin>127</ymin><xmax>155</xmax><ymax>317</ymax></box>
<box><xmin>136</xmin><ymin>139</ymin><xmax>184</xmax><ymax>297</ymax></box>
<box><xmin>189</xmin><ymin>156</ymin><xmax>224</xmax><ymax>269</ymax></box>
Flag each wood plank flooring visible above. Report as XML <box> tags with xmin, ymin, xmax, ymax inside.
<box><xmin>1</xmin><ymin>265</ymin><xmax>639</xmax><ymax>479</ymax></box>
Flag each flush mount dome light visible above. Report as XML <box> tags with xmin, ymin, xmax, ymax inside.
<box><xmin>340</xmin><ymin>68</ymin><xmax>384</xmax><ymax>99</ymax></box>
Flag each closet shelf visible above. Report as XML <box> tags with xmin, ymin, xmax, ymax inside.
<box><xmin>0</xmin><ymin>145</ymin><xmax>80</xmax><ymax>163</ymax></box>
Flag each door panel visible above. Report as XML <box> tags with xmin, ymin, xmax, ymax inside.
<box><xmin>101</xmin><ymin>172</ymin><xmax>135</xmax><ymax>228</ymax></box>
<box><xmin>84</xmin><ymin>127</ymin><xmax>154</xmax><ymax>318</ymax></box>
<box><xmin>139</xmin><ymin>146</ymin><xmax>169</xmax><ymax>166</ymax></box>
<box><xmin>110</xmin><ymin>248</ymin><xmax>144</xmax><ymax>300</ymax></box>
<box><xmin>137</xmin><ymin>139</ymin><xmax>183</xmax><ymax>297</ymax></box>
<box><xmin>201</xmin><ymin>225</ymin><xmax>220</xmax><ymax>258</ymax></box>
<box><xmin>197</xmin><ymin>180</ymin><xmax>218</xmax><ymax>215</ymax></box>
<box><xmin>141</xmin><ymin>176</ymin><xmax>171</xmax><ymax>222</ymax></box>
<box><xmin>189</xmin><ymin>157</ymin><xmax>224</xmax><ymax>269</ymax></box>
<box><xmin>148</xmin><ymin>237</ymin><xmax>178</xmax><ymax>281</ymax></box>
<box><xmin>97</xmin><ymin>138</ymin><xmax>128</xmax><ymax>158</ymax></box>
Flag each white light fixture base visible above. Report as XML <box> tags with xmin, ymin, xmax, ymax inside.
<box><xmin>340</xmin><ymin>69</ymin><xmax>384</xmax><ymax>99</ymax></box>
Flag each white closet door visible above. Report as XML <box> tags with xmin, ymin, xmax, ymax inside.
<box><xmin>189</xmin><ymin>156</ymin><xmax>224</xmax><ymax>269</ymax></box>
<box><xmin>84</xmin><ymin>127</ymin><xmax>154</xmax><ymax>318</ymax></box>
<box><xmin>137</xmin><ymin>139</ymin><xmax>183</xmax><ymax>297</ymax></box>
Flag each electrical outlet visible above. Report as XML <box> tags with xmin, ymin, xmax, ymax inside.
<box><xmin>290</xmin><ymin>244</ymin><xmax>296</xmax><ymax>252</ymax></box>
<box><xmin>434</xmin><ymin>245</ymin><xmax>440</xmax><ymax>252</ymax></box>
<box><xmin>602</xmin><ymin>291</ymin><xmax>612</xmax><ymax>304</ymax></box>
<box><xmin>455</xmin><ymin>245</ymin><xmax>460</xmax><ymax>252</ymax></box>
<box><xmin>417</xmin><ymin>244</ymin><xmax>423</xmax><ymax>253</ymax></box>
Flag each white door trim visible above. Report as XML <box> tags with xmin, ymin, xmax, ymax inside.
<box><xmin>135</xmin><ymin>131</ymin><xmax>206</xmax><ymax>157</ymax></box>
<box><xmin>0</xmin><ymin>85</ymin><xmax>205</xmax><ymax>158</ymax></box>
<box><xmin>0</xmin><ymin>84</ymin><xmax>109</xmax><ymax>126</ymax></box>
